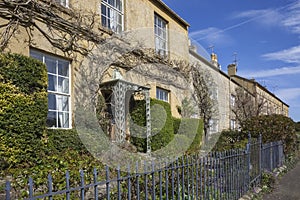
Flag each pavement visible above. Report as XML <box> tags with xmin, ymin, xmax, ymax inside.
<box><xmin>262</xmin><ymin>161</ymin><xmax>300</xmax><ymax>200</ymax></box>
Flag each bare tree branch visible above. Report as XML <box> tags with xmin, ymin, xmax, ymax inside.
<box><xmin>0</xmin><ymin>0</ymin><xmax>107</xmax><ymax>54</ymax></box>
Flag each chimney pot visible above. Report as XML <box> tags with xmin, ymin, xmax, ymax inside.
<box><xmin>211</xmin><ymin>53</ymin><xmax>220</xmax><ymax>68</ymax></box>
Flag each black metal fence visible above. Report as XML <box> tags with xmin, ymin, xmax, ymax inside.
<box><xmin>4</xmin><ymin>135</ymin><xmax>284</xmax><ymax>200</ymax></box>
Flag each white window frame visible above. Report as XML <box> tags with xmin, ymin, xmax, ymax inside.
<box><xmin>156</xmin><ymin>87</ymin><xmax>169</xmax><ymax>102</ymax></box>
<box><xmin>209</xmin><ymin>119</ymin><xmax>219</xmax><ymax>134</ymax></box>
<box><xmin>101</xmin><ymin>0</ymin><xmax>124</xmax><ymax>33</ymax></box>
<box><xmin>230</xmin><ymin>119</ymin><xmax>236</xmax><ymax>130</ymax></box>
<box><xmin>55</xmin><ymin>0</ymin><xmax>69</xmax><ymax>7</ymax></box>
<box><xmin>230</xmin><ymin>94</ymin><xmax>236</xmax><ymax>107</ymax></box>
<box><xmin>30</xmin><ymin>49</ymin><xmax>71</xmax><ymax>129</ymax></box>
<box><xmin>154</xmin><ymin>13</ymin><xmax>168</xmax><ymax>56</ymax></box>
<box><xmin>210</xmin><ymin>87</ymin><xmax>218</xmax><ymax>100</ymax></box>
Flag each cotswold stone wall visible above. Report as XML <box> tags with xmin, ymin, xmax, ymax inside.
<box><xmin>189</xmin><ymin>50</ymin><xmax>240</xmax><ymax>132</ymax></box>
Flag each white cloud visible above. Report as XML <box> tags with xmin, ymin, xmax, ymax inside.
<box><xmin>239</xmin><ymin>66</ymin><xmax>300</xmax><ymax>78</ymax></box>
<box><xmin>232</xmin><ymin>1</ymin><xmax>300</xmax><ymax>33</ymax></box>
<box><xmin>262</xmin><ymin>46</ymin><xmax>300</xmax><ymax>64</ymax></box>
<box><xmin>233</xmin><ymin>9</ymin><xmax>283</xmax><ymax>27</ymax></box>
<box><xmin>189</xmin><ymin>27</ymin><xmax>233</xmax><ymax>46</ymax></box>
<box><xmin>282</xmin><ymin>1</ymin><xmax>300</xmax><ymax>34</ymax></box>
<box><xmin>275</xmin><ymin>88</ymin><xmax>300</xmax><ymax>102</ymax></box>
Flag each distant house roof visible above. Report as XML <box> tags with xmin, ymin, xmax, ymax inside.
<box><xmin>150</xmin><ymin>0</ymin><xmax>190</xmax><ymax>29</ymax></box>
<box><xmin>232</xmin><ymin>75</ymin><xmax>289</xmax><ymax>108</ymax></box>
<box><xmin>189</xmin><ymin>49</ymin><xmax>242</xmax><ymax>86</ymax></box>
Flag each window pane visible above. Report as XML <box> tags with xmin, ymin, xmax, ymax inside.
<box><xmin>30</xmin><ymin>50</ymin><xmax>71</xmax><ymax>128</ymax></box>
<box><xmin>56</xmin><ymin>112</ymin><xmax>69</xmax><ymax>128</ymax></box>
<box><xmin>55</xmin><ymin>94</ymin><xmax>69</xmax><ymax>111</ymax></box>
<box><xmin>58</xmin><ymin>77</ymin><xmax>69</xmax><ymax>94</ymax></box>
<box><xmin>107</xmin><ymin>7</ymin><xmax>111</xmax><ymax>19</ymax></box>
<box><xmin>62</xmin><ymin>96</ymin><xmax>69</xmax><ymax>111</ymax></box>
<box><xmin>117</xmin><ymin>14</ymin><xmax>122</xmax><ymax>24</ymax></box>
<box><xmin>116</xmin><ymin>25</ymin><xmax>122</xmax><ymax>33</ymax></box>
<box><xmin>30</xmin><ymin>51</ymin><xmax>43</xmax><ymax>62</ymax></box>
<box><xmin>101</xmin><ymin>4</ymin><xmax>106</xmax><ymax>15</ymax></box>
<box><xmin>63</xmin><ymin>112</ymin><xmax>70</xmax><ymax>128</ymax></box>
<box><xmin>162</xmin><ymin>29</ymin><xmax>166</xmax><ymax>38</ymax></box>
<box><xmin>48</xmin><ymin>74</ymin><xmax>56</xmax><ymax>91</ymax></box>
<box><xmin>102</xmin><ymin>16</ymin><xmax>107</xmax><ymax>27</ymax></box>
<box><xmin>57</xmin><ymin>112</ymin><xmax>63</xmax><ymax>128</ymax></box>
<box><xmin>62</xmin><ymin>0</ymin><xmax>67</xmax><ymax>6</ymax></box>
<box><xmin>154</xmin><ymin>15</ymin><xmax>167</xmax><ymax>56</ymax></box>
<box><xmin>45</xmin><ymin>57</ymin><xmax>56</xmax><ymax>74</ymax></box>
<box><xmin>156</xmin><ymin>88</ymin><xmax>168</xmax><ymax>102</ymax></box>
<box><xmin>108</xmin><ymin>0</ymin><xmax>115</xmax><ymax>6</ymax></box>
<box><xmin>48</xmin><ymin>93</ymin><xmax>56</xmax><ymax>110</ymax></box>
<box><xmin>101</xmin><ymin>0</ymin><xmax>123</xmax><ymax>33</ymax></box>
<box><xmin>116</xmin><ymin>0</ymin><xmax>122</xmax><ymax>10</ymax></box>
<box><xmin>58</xmin><ymin>60</ymin><xmax>69</xmax><ymax>76</ymax></box>
<box><xmin>46</xmin><ymin>111</ymin><xmax>57</xmax><ymax>127</ymax></box>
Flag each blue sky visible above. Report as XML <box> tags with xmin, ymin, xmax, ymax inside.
<box><xmin>164</xmin><ymin>0</ymin><xmax>300</xmax><ymax>122</ymax></box>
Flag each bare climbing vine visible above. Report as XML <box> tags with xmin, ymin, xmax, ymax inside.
<box><xmin>0</xmin><ymin>0</ymin><xmax>107</xmax><ymax>54</ymax></box>
<box><xmin>0</xmin><ymin>0</ymin><xmax>217</xmax><ymax>138</ymax></box>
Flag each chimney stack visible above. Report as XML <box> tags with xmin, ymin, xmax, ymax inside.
<box><xmin>227</xmin><ymin>63</ymin><xmax>237</xmax><ymax>76</ymax></box>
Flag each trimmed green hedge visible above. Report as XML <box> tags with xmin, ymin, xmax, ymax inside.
<box><xmin>173</xmin><ymin>118</ymin><xmax>203</xmax><ymax>154</ymax></box>
<box><xmin>130</xmin><ymin>99</ymin><xmax>174</xmax><ymax>152</ymax></box>
<box><xmin>186</xmin><ymin>118</ymin><xmax>203</xmax><ymax>154</ymax></box>
<box><xmin>173</xmin><ymin>117</ymin><xmax>181</xmax><ymax>134</ymax></box>
<box><xmin>130</xmin><ymin>99</ymin><xmax>203</xmax><ymax>154</ymax></box>
<box><xmin>0</xmin><ymin>53</ymin><xmax>48</xmax><ymax>94</ymax></box>
<box><xmin>0</xmin><ymin>53</ymin><xmax>48</xmax><ymax>169</ymax></box>
<box><xmin>151</xmin><ymin>99</ymin><xmax>174</xmax><ymax>151</ymax></box>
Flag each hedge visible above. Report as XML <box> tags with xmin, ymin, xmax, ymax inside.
<box><xmin>0</xmin><ymin>53</ymin><xmax>48</xmax><ymax>169</ymax></box>
<box><xmin>0</xmin><ymin>53</ymin><xmax>47</xmax><ymax>94</ymax></box>
<box><xmin>130</xmin><ymin>99</ymin><xmax>174</xmax><ymax>152</ymax></box>
<box><xmin>0</xmin><ymin>53</ymin><xmax>108</xmax><ymax>198</ymax></box>
<box><xmin>213</xmin><ymin>130</ymin><xmax>248</xmax><ymax>151</ymax></box>
<box><xmin>173</xmin><ymin>117</ymin><xmax>203</xmax><ymax>154</ymax></box>
<box><xmin>130</xmin><ymin>99</ymin><xmax>204</xmax><ymax>154</ymax></box>
<box><xmin>242</xmin><ymin>114</ymin><xmax>297</xmax><ymax>154</ymax></box>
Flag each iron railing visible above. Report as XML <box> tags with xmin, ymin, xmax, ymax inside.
<box><xmin>3</xmin><ymin>135</ymin><xmax>284</xmax><ymax>200</ymax></box>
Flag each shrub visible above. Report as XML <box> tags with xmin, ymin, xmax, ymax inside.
<box><xmin>0</xmin><ymin>53</ymin><xmax>47</xmax><ymax>94</ymax></box>
<box><xmin>261</xmin><ymin>172</ymin><xmax>276</xmax><ymax>193</ymax></box>
<box><xmin>173</xmin><ymin>117</ymin><xmax>181</xmax><ymax>134</ymax></box>
<box><xmin>213</xmin><ymin>129</ymin><xmax>248</xmax><ymax>151</ymax></box>
<box><xmin>0</xmin><ymin>53</ymin><xmax>48</xmax><ymax>169</ymax></box>
<box><xmin>186</xmin><ymin>118</ymin><xmax>203</xmax><ymax>154</ymax></box>
<box><xmin>242</xmin><ymin>114</ymin><xmax>297</xmax><ymax>154</ymax></box>
<box><xmin>45</xmin><ymin>129</ymin><xmax>88</xmax><ymax>154</ymax></box>
<box><xmin>130</xmin><ymin>99</ymin><xmax>174</xmax><ymax>152</ymax></box>
<box><xmin>173</xmin><ymin>118</ymin><xmax>204</xmax><ymax>154</ymax></box>
<box><xmin>129</xmin><ymin>99</ymin><xmax>147</xmax><ymax>152</ymax></box>
<box><xmin>0</xmin><ymin>53</ymin><xmax>108</xmax><ymax>198</ymax></box>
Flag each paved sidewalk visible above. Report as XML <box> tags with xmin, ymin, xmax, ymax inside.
<box><xmin>263</xmin><ymin>161</ymin><xmax>300</xmax><ymax>200</ymax></box>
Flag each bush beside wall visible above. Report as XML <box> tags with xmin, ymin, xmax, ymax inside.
<box><xmin>130</xmin><ymin>99</ymin><xmax>175</xmax><ymax>152</ymax></box>
<box><xmin>0</xmin><ymin>53</ymin><xmax>48</xmax><ymax>169</ymax></box>
<box><xmin>242</xmin><ymin>114</ymin><xmax>297</xmax><ymax>154</ymax></box>
<box><xmin>173</xmin><ymin>117</ymin><xmax>203</xmax><ymax>154</ymax></box>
